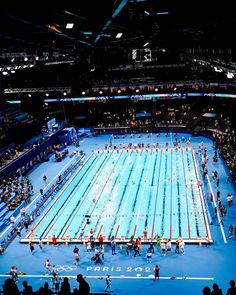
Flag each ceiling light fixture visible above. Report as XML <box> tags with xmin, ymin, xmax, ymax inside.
<box><xmin>143</xmin><ymin>42</ymin><xmax>149</xmax><ymax>47</ymax></box>
<box><xmin>157</xmin><ymin>11</ymin><xmax>169</xmax><ymax>15</ymax></box>
<box><xmin>116</xmin><ymin>33</ymin><xmax>123</xmax><ymax>39</ymax></box>
<box><xmin>226</xmin><ymin>72</ymin><xmax>234</xmax><ymax>79</ymax></box>
<box><xmin>66</xmin><ymin>23</ymin><xmax>74</xmax><ymax>29</ymax></box>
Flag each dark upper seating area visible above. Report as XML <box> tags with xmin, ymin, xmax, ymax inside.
<box><xmin>0</xmin><ymin>102</ymin><xmax>36</xmax><ymax>150</ymax></box>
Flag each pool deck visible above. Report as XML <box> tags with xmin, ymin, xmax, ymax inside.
<box><xmin>0</xmin><ymin>132</ymin><xmax>235</xmax><ymax>295</ymax></box>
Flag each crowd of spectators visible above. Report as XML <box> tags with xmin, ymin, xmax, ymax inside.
<box><xmin>0</xmin><ymin>174</ymin><xmax>34</xmax><ymax>211</ymax></box>
<box><xmin>0</xmin><ymin>146</ymin><xmax>23</xmax><ymax>169</ymax></box>
<box><xmin>0</xmin><ymin>142</ymin><xmax>70</xmax><ymax>212</ymax></box>
<box><xmin>0</xmin><ymin>137</ymin><xmax>51</xmax><ymax>170</ymax></box>
<box><xmin>89</xmin><ymin>102</ymin><xmax>193</xmax><ymax>130</ymax></box>
<box><xmin>2</xmin><ymin>273</ymin><xmax>91</xmax><ymax>295</ymax></box>
<box><xmin>212</xmin><ymin>115</ymin><xmax>236</xmax><ymax>181</ymax></box>
<box><xmin>1</xmin><ymin>276</ymin><xmax>235</xmax><ymax>295</ymax></box>
<box><xmin>0</xmin><ymin>102</ymin><xmax>36</xmax><ymax>150</ymax></box>
<box><xmin>203</xmin><ymin>280</ymin><xmax>236</xmax><ymax>295</ymax></box>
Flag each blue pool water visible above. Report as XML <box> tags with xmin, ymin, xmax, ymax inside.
<box><xmin>27</xmin><ymin>147</ymin><xmax>211</xmax><ymax>243</ymax></box>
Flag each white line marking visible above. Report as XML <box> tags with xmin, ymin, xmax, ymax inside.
<box><xmin>192</xmin><ymin>148</ymin><xmax>212</xmax><ymax>241</ymax></box>
<box><xmin>206</xmin><ymin>174</ymin><xmax>227</xmax><ymax>244</ymax></box>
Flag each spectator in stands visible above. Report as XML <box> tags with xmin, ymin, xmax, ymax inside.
<box><xmin>43</xmin><ymin>281</ymin><xmax>52</xmax><ymax>295</ymax></box>
<box><xmin>2</xmin><ymin>278</ymin><xmax>20</xmax><ymax>295</ymax></box>
<box><xmin>60</xmin><ymin>277</ymin><xmax>71</xmax><ymax>295</ymax></box>
<box><xmin>22</xmin><ymin>280</ymin><xmax>33</xmax><ymax>295</ymax></box>
<box><xmin>202</xmin><ymin>286</ymin><xmax>211</xmax><ymax>295</ymax></box>
<box><xmin>226</xmin><ymin>280</ymin><xmax>236</xmax><ymax>295</ymax></box>
<box><xmin>76</xmin><ymin>274</ymin><xmax>90</xmax><ymax>295</ymax></box>
<box><xmin>34</xmin><ymin>286</ymin><xmax>45</xmax><ymax>295</ymax></box>
<box><xmin>211</xmin><ymin>283</ymin><xmax>223</xmax><ymax>295</ymax></box>
<box><xmin>1</xmin><ymin>174</ymin><xmax>34</xmax><ymax>211</ymax></box>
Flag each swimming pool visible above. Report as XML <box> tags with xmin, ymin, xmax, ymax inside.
<box><xmin>22</xmin><ymin>146</ymin><xmax>212</xmax><ymax>244</ymax></box>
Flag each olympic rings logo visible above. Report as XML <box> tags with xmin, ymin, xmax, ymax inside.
<box><xmin>55</xmin><ymin>265</ymin><xmax>78</xmax><ymax>272</ymax></box>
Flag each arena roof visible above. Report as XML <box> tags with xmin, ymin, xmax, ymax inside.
<box><xmin>0</xmin><ymin>1</ymin><xmax>235</xmax><ymax>87</ymax></box>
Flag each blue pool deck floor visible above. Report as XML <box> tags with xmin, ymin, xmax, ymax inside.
<box><xmin>0</xmin><ymin>132</ymin><xmax>236</xmax><ymax>295</ymax></box>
